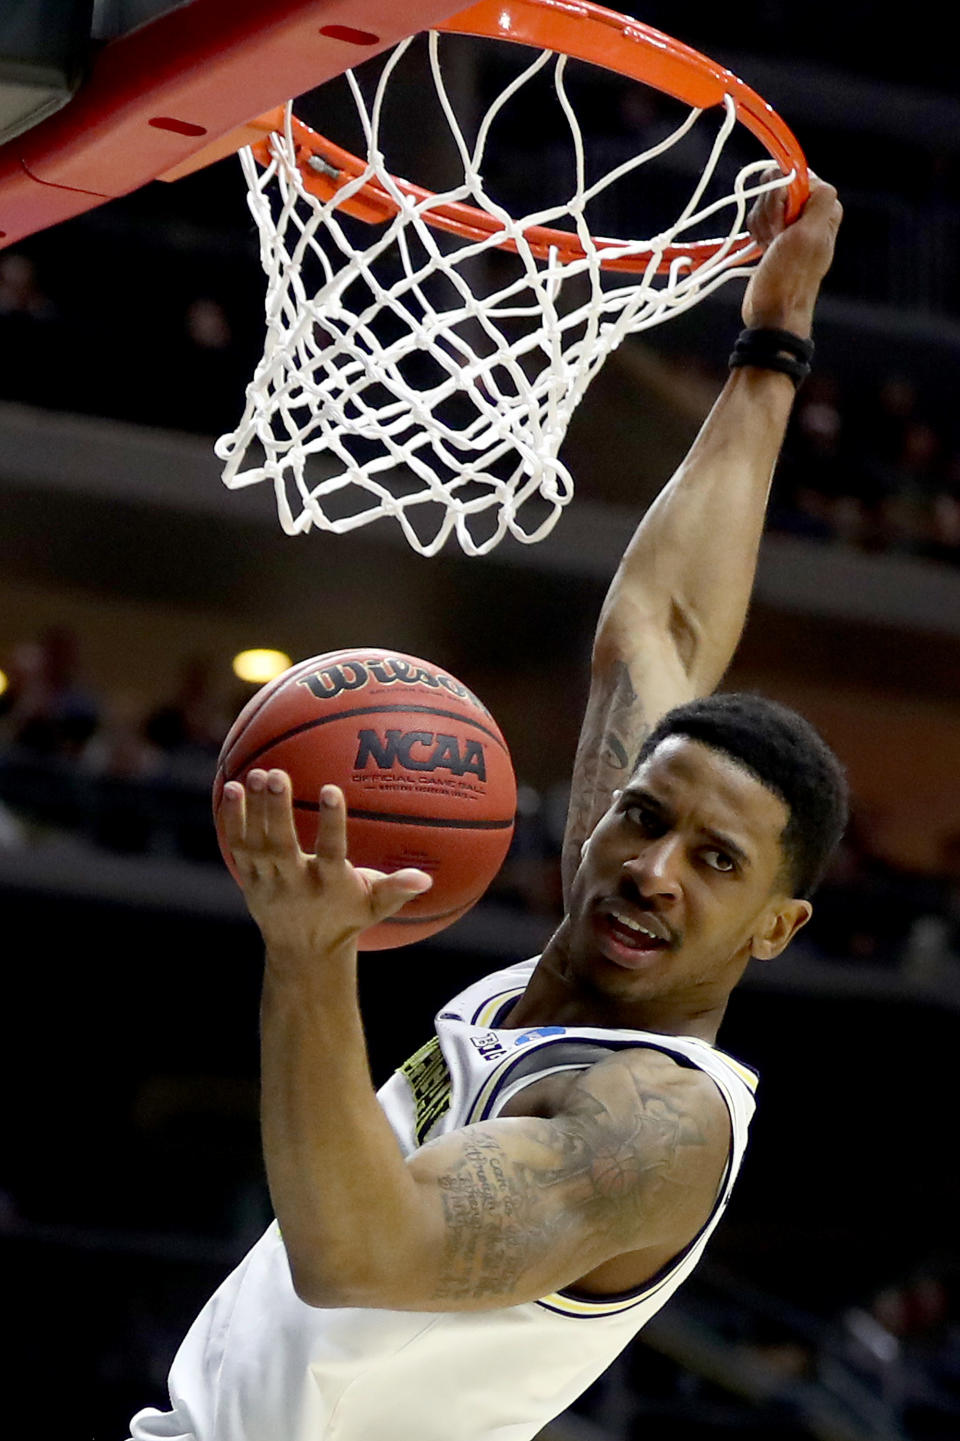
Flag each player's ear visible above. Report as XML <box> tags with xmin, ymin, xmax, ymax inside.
<box><xmin>750</xmin><ymin>898</ymin><xmax>812</xmax><ymax>962</ymax></box>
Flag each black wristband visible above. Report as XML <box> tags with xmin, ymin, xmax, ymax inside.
<box><xmin>728</xmin><ymin>327</ymin><xmax>814</xmax><ymax>389</ymax></box>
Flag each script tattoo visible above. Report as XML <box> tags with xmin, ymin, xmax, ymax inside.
<box><xmin>429</xmin><ymin>1061</ymin><xmax>710</xmax><ymax>1302</ymax></box>
<box><xmin>433</xmin><ymin>1133</ymin><xmax>548</xmax><ymax>1300</ymax></box>
<box><xmin>561</xmin><ymin>660</ymin><xmax>647</xmax><ymax>897</ymax></box>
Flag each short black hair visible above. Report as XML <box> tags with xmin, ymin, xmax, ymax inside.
<box><xmin>635</xmin><ymin>693</ymin><xmax>848</xmax><ymax>899</ymax></box>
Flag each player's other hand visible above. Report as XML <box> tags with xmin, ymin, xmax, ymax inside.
<box><xmin>741</xmin><ymin>171</ymin><xmax>842</xmax><ymax>337</ymax></box>
<box><xmin>221</xmin><ymin>769</ymin><xmax>432</xmax><ymax>963</ymax></box>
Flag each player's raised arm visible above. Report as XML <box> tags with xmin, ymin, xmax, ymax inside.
<box><xmin>560</xmin><ymin>176</ymin><xmax>843</xmax><ymax>900</ymax></box>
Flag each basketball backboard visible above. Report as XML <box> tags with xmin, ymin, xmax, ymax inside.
<box><xmin>0</xmin><ymin>0</ymin><xmax>469</xmax><ymax>250</ymax></box>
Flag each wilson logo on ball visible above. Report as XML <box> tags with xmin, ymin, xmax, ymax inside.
<box><xmin>299</xmin><ymin>657</ymin><xmax>491</xmax><ymax>715</ymax></box>
<box><xmin>354</xmin><ymin>728</ymin><xmax>487</xmax><ymax>780</ymax></box>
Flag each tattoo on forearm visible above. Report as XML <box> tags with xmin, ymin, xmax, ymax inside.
<box><xmin>563</xmin><ymin>660</ymin><xmax>647</xmax><ymax>890</ymax></box>
<box><xmin>430</xmin><ymin>1066</ymin><xmax>708</xmax><ymax>1301</ymax></box>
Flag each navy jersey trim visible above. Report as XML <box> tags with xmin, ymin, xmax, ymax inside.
<box><xmin>470</xmin><ymin>983</ymin><xmax>526</xmax><ymax>1027</ymax></box>
<box><xmin>538</xmin><ymin>1146</ymin><xmax>734</xmax><ymax>1317</ymax></box>
<box><xmin>475</xmin><ymin>1036</ymin><xmax>699</xmax><ymax>1124</ymax></box>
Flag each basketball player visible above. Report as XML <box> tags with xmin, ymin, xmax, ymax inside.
<box><xmin>129</xmin><ymin>174</ymin><xmax>845</xmax><ymax>1440</ymax></box>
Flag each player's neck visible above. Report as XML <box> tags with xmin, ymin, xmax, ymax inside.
<box><xmin>503</xmin><ymin>930</ymin><xmax>726</xmax><ymax>1043</ymax></box>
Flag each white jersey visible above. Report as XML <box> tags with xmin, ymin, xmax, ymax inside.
<box><xmin>129</xmin><ymin>958</ymin><xmax>758</xmax><ymax>1441</ymax></box>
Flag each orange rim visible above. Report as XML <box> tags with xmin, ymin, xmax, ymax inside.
<box><xmin>251</xmin><ymin>0</ymin><xmax>809</xmax><ymax>275</ymax></box>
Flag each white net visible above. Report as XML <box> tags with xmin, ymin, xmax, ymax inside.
<box><xmin>215</xmin><ymin>31</ymin><xmax>793</xmax><ymax>556</ymax></box>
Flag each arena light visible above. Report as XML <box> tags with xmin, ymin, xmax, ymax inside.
<box><xmin>232</xmin><ymin>648</ymin><xmax>291</xmax><ymax>683</ymax></box>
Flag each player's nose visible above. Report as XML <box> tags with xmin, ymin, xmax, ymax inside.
<box><xmin>621</xmin><ymin>834</ymin><xmax>683</xmax><ymax>902</ymax></box>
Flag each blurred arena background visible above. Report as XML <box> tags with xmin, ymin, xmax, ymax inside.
<box><xmin>1</xmin><ymin>3</ymin><xmax>959</xmax><ymax>1437</ymax></box>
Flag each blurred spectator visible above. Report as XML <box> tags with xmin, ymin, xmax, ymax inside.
<box><xmin>901</xmin><ymin>830</ymin><xmax>960</xmax><ymax>983</ymax></box>
<box><xmin>0</xmin><ymin>253</ymin><xmax>57</xmax><ymax>323</ymax></box>
<box><xmin>878</xmin><ymin>420</ymin><xmax>946</xmax><ymax>554</ymax></box>
<box><xmin>165</xmin><ymin>297</ymin><xmax>246</xmax><ymax>434</ymax></box>
<box><xmin>862</xmin><ymin>1269</ymin><xmax>960</xmax><ymax>1435</ymax></box>
<box><xmin>85</xmin><ymin>693</ymin><xmax>163</xmax><ymax>782</ymax></box>
<box><xmin>491</xmin><ymin>783</ymin><xmax>563</xmax><ymax>915</ymax></box>
<box><xmin>144</xmin><ymin>655</ymin><xmax>229</xmax><ymax>783</ymax></box>
<box><xmin>923</xmin><ymin>452</ymin><xmax>960</xmax><ymax>565</ymax></box>
<box><xmin>185</xmin><ymin>298</ymin><xmax>231</xmax><ymax>351</ymax></box>
<box><xmin>0</xmin><ymin>648</ymin><xmax>233</xmax><ymax>861</ymax></box>
<box><xmin>82</xmin><ymin>692</ymin><xmax>165</xmax><ymax>853</ymax></box>
<box><xmin>777</xmin><ymin>374</ymin><xmax>851</xmax><ymax>541</ymax></box>
<box><xmin>0</xmin><ymin>253</ymin><xmax>66</xmax><ymax>408</ymax></box>
<box><xmin>871</xmin><ymin>1273</ymin><xmax>951</xmax><ymax>1344</ymax></box>
<box><xmin>768</xmin><ymin>368</ymin><xmax>960</xmax><ymax>566</ymax></box>
<box><xmin>0</xmin><ymin>627</ymin><xmax>100</xmax><ymax>761</ymax></box>
<box><xmin>936</xmin><ymin>831</ymin><xmax>960</xmax><ymax>955</ymax></box>
<box><xmin>0</xmin><ymin>641</ymin><xmax>43</xmax><ymax>739</ymax></box>
<box><xmin>0</xmin><ymin>798</ymin><xmax>25</xmax><ymax>849</ymax></box>
<box><xmin>802</xmin><ymin>809</ymin><xmax>936</xmax><ymax>966</ymax></box>
<box><xmin>140</xmin><ymin>656</ymin><xmax>229</xmax><ymax>861</ymax></box>
<box><xmin>869</xmin><ymin>376</ymin><xmax>920</xmax><ymax>467</ymax></box>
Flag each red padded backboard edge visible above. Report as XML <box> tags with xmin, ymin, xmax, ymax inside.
<box><xmin>0</xmin><ymin>0</ymin><xmax>466</xmax><ymax>248</ymax></box>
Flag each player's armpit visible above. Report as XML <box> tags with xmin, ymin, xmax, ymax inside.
<box><xmin>306</xmin><ymin>1050</ymin><xmax>730</xmax><ymax>1314</ymax></box>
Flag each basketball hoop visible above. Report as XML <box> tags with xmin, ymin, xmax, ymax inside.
<box><xmin>216</xmin><ymin>0</ymin><xmax>808</xmax><ymax>556</ymax></box>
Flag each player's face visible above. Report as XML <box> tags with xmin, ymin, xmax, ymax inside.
<box><xmin>565</xmin><ymin>736</ymin><xmax>809</xmax><ymax>1011</ymax></box>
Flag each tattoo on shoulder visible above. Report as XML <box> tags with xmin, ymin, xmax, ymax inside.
<box><xmin>564</xmin><ymin>1065</ymin><xmax>711</xmax><ymax>1209</ymax></box>
<box><xmin>430</xmin><ymin>1061</ymin><xmax>715</xmax><ymax>1302</ymax></box>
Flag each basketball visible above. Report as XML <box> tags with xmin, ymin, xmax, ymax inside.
<box><xmin>213</xmin><ymin>648</ymin><xmax>516</xmax><ymax>948</ymax></box>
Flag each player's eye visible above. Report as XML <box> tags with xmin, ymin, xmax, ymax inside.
<box><xmin>703</xmin><ymin>848</ymin><xmax>736</xmax><ymax>873</ymax></box>
<box><xmin>623</xmin><ymin>803</ymin><xmax>662</xmax><ymax>834</ymax></box>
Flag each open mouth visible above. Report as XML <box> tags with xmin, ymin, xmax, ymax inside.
<box><xmin>593</xmin><ymin>906</ymin><xmax>672</xmax><ymax>965</ymax></box>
